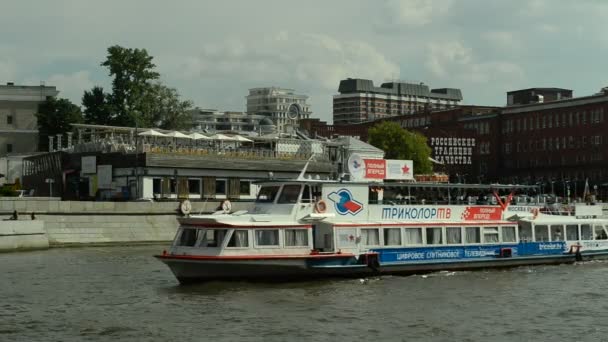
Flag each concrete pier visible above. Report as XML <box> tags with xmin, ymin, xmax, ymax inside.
<box><xmin>0</xmin><ymin>198</ymin><xmax>252</xmax><ymax>250</ymax></box>
<box><xmin>0</xmin><ymin>220</ymin><xmax>49</xmax><ymax>252</ymax></box>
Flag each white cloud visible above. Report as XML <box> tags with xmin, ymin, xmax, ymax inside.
<box><xmin>425</xmin><ymin>41</ymin><xmax>472</xmax><ymax>78</ymax></box>
<box><xmin>481</xmin><ymin>31</ymin><xmax>521</xmax><ymax>51</ymax></box>
<box><xmin>0</xmin><ymin>59</ymin><xmax>17</xmax><ymax>83</ymax></box>
<box><xmin>24</xmin><ymin>71</ymin><xmax>95</xmax><ymax>106</ymax></box>
<box><xmin>383</xmin><ymin>0</ymin><xmax>454</xmax><ymax>27</ymax></box>
<box><xmin>159</xmin><ymin>32</ymin><xmax>399</xmax><ymax>118</ymax></box>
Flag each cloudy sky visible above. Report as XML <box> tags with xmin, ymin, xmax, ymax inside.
<box><xmin>1</xmin><ymin>0</ymin><xmax>607</xmax><ymax>123</ymax></box>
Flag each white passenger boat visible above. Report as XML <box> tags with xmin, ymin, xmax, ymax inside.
<box><xmin>155</xmin><ymin>177</ymin><xmax>608</xmax><ymax>283</ymax></box>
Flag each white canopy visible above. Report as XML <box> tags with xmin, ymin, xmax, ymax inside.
<box><xmin>189</xmin><ymin>132</ymin><xmax>212</xmax><ymax>140</ymax></box>
<box><xmin>211</xmin><ymin>133</ymin><xmax>236</xmax><ymax>141</ymax></box>
<box><xmin>231</xmin><ymin>135</ymin><xmax>254</xmax><ymax>142</ymax></box>
<box><xmin>164</xmin><ymin>131</ymin><xmax>192</xmax><ymax>139</ymax></box>
<box><xmin>138</xmin><ymin>129</ymin><xmax>167</xmax><ymax>137</ymax></box>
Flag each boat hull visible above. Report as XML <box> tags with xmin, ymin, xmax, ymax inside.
<box><xmin>155</xmin><ymin>254</ymin><xmax>576</xmax><ymax>284</ymax></box>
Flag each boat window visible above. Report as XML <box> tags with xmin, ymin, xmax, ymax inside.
<box><xmin>426</xmin><ymin>227</ymin><xmax>443</xmax><ymax>245</ymax></box>
<box><xmin>404</xmin><ymin>228</ymin><xmax>423</xmax><ymax>245</ymax></box>
<box><xmin>519</xmin><ymin>223</ymin><xmax>532</xmax><ymax>242</ymax></box>
<box><xmin>255</xmin><ymin>230</ymin><xmax>280</xmax><ymax>246</ymax></box>
<box><xmin>550</xmin><ymin>225</ymin><xmax>564</xmax><ymax>241</ymax></box>
<box><xmin>177</xmin><ymin>228</ymin><xmax>203</xmax><ymax>247</ymax></box>
<box><xmin>277</xmin><ymin>184</ymin><xmax>301</xmax><ymax>204</ymax></box>
<box><xmin>227</xmin><ymin>230</ymin><xmax>249</xmax><ymax>248</ymax></box>
<box><xmin>483</xmin><ymin>227</ymin><xmax>499</xmax><ymax>243</ymax></box>
<box><xmin>502</xmin><ymin>226</ymin><xmax>517</xmax><ymax>242</ymax></box>
<box><xmin>301</xmin><ymin>185</ymin><xmax>313</xmax><ymax>203</ymax></box>
<box><xmin>368</xmin><ymin>187</ymin><xmax>379</xmax><ymax>204</ymax></box>
<box><xmin>384</xmin><ymin>228</ymin><xmax>402</xmax><ymax>246</ymax></box>
<box><xmin>446</xmin><ymin>227</ymin><xmax>462</xmax><ymax>244</ymax></box>
<box><xmin>199</xmin><ymin>229</ymin><xmax>228</xmax><ymax>247</ymax></box>
<box><xmin>566</xmin><ymin>225</ymin><xmax>579</xmax><ymax>240</ymax></box>
<box><xmin>256</xmin><ymin>186</ymin><xmax>280</xmax><ymax>203</ymax></box>
<box><xmin>285</xmin><ymin>229</ymin><xmax>309</xmax><ymax>247</ymax></box>
<box><xmin>465</xmin><ymin>227</ymin><xmax>481</xmax><ymax>243</ymax></box>
<box><xmin>594</xmin><ymin>225</ymin><xmax>608</xmax><ymax>240</ymax></box>
<box><xmin>581</xmin><ymin>224</ymin><xmax>593</xmax><ymax>240</ymax></box>
<box><xmin>534</xmin><ymin>225</ymin><xmax>549</xmax><ymax>242</ymax></box>
<box><xmin>361</xmin><ymin>228</ymin><xmax>380</xmax><ymax>246</ymax></box>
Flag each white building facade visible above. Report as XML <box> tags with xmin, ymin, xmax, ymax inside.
<box><xmin>246</xmin><ymin>87</ymin><xmax>311</xmax><ymax>133</ymax></box>
<box><xmin>0</xmin><ymin>83</ymin><xmax>59</xmax><ymax>157</ymax></box>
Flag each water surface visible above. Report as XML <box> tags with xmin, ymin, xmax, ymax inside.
<box><xmin>2</xmin><ymin>246</ymin><xmax>608</xmax><ymax>341</ymax></box>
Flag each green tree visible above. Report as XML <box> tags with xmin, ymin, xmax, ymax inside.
<box><xmin>82</xmin><ymin>86</ymin><xmax>113</xmax><ymax>125</ymax></box>
<box><xmin>101</xmin><ymin>45</ymin><xmax>160</xmax><ymax>127</ymax></box>
<box><xmin>36</xmin><ymin>97</ymin><xmax>83</xmax><ymax>151</ymax></box>
<box><xmin>143</xmin><ymin>83</ymin><xmax>194</xmax><ymax>130</ymax></box>
<box><xmin>368</xmin><ymin>121</ymin><xmax>433</xmax><ymax>174</ymax></box>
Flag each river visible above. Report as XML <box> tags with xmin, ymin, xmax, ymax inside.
<box><xmin>2</xmin><ymin>245</ymin><xmax>608</xmax><ymax>342</ymax></box>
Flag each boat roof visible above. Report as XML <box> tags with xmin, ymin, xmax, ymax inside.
<box><xmin>255</xmin><ymin>179</ymin><xmax>538</xmax><ymax>190</ymax></box>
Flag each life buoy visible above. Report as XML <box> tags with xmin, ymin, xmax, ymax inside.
<box><xmin>179</xmin><ymin>199</ymin><xmax>192</xmax><ymax>215</ymax></box>
<box><xmin>221</xmin><ymin>200</ymin><xmax>232</xmax><ymax>212</ymax></box>
<box><xmin>314</xmin><ymin>200</ymin><xmax>327</xmax><ymax>213</ymax></box>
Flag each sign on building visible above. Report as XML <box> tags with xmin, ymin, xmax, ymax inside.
<box><xmin>97</xmin><ymin>165</ymin><xmax>113</xmax><ymax>189</ymax></box>
<box><xmin>81</xmin><ymin>156</ymin><xmax>97</xmax><ymax>174</ymax></box>
<box><xmin>429</xmin><ymin>137</ymin><xmax>474</xmax><ymax>165</ymax></box>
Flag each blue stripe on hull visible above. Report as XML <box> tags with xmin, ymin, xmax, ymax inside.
<box><xmin>371</xmin><ymin>241</ymin><xmax>567</xmax><ymax>264</ymax></box>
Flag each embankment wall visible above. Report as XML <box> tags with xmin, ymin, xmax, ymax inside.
<box><xmin>0</xmin><ymin>198</ymin><xmax>252</xmax><ymax>247</ymax></box>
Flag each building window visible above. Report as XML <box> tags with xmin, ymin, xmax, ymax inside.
<box><xmin>188</xmin><ymin>179</ymin><xmax>201</xmax><ymax>195</ymax></box>
<box><xmin>7</xmin><ymin>115</ymin><xmax>13</xmax><ymax>125</ymax></box>
<box><xmin>6</xmin><ymin>144</ymin><xmax>13</xmax><ymax>153</ymax></box>
<box><xmin>216</xmin><ymin>179</ymin><xmax>227</xmax><ymax>195</ymax></box>
<box><xmin>153</xmin><ymin>178</ymin><xmax>162</xmax><ymax>194</ymax></box>
<box><xmin>240</xmin><ymin>181</ymin><xmax>251</xmax><ymax>195</ymax></box>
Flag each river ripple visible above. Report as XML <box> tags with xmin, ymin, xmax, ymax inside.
<box><xmin>2</xmin><ymin>246</ymin><xmax>608</xmax><ymax>342</ymax></box>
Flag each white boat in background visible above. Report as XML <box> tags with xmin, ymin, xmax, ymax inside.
<box><xmin>154</xmin><ymin>177</ymin><xmax>608</xmax><ymax>284</ymax></box>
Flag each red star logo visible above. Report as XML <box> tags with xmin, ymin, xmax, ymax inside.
<box><xmin>401</xmin><ymin>164</ymin><xmax>410</xmax><ymax>174</ymax></box>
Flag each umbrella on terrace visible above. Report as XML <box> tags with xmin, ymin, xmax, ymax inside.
<box><xmin>138</xmin><ymin>129</ymin><xmax>167</xmax><ymax>137</ymax></box>
<box><xmin>164</xmin><ymin>131</ymin><xmax>192</xmax><ymax>139</ymax></box>
<box><xmin>211</xmin><ymin>133</ymin><xmax>236</xmax><ymax>141</ymax></box>
<box><xmin>231</xmin><ymin>135</ymin><xmax>254</xmax><ymax>143</ymax></box>
<box><xmin>189</xmin><ymin>132</ymin><xmax>212</xmax><ymax>140</ymax></box>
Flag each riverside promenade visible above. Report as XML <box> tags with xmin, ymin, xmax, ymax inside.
<box><xmin>0</xmin><ymin>197</ymin><xmax>252</xmax><ymax>252</ymax></box>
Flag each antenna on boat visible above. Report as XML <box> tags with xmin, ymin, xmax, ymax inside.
<box><xmin>296</xmin><ymin>155</ymin><xmax>315</xmax><ymax>181</ymax></box>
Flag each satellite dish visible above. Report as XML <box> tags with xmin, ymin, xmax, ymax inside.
<box><xmin>287</xmin><ymin>103</ymin><xmax>300</xmax><ymax>120</ymax></box>
<box><xmin>347</xmin><ymin>153</ymin><xmax>365</xmax><ymax>181</ymax></box>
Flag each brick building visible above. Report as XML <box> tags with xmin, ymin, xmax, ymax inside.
<box><xmin>333</xmin><ymin>78</ymin><xmax>462</xmax><ymax>125</ymax></box>
<box><xmin>500</xmin><ymin>88</ymin><xmax>608</xmax><ymax>198</ymax></box>
<box><xmin>302</xmin><ymin>86</ymin><xmax>608</xmax><ymax>199</ymax></box>
<box><xmin>302</xmin><ymin>105</ymin><xmax>498</xmax><ymax>183</ymax></box>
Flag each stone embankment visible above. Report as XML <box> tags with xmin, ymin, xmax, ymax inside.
<box><xmin>0</xmin><ymin>197</ymin><xmax>252</xmax><ymax>252</ymax></box>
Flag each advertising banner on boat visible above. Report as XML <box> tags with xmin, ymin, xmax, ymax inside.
<box><xmin>347</xmin><ymin>153</ymin><xmax>414</xmax><ymax>181</ymax></box>
<box><xmin>372</xmin><ymin>205</ymin><xmax>503</xmax><ymax>222</ymax></box>
<box><xmin>373</xmin><ymin>242</ymin><xmax>567</xmax><ymax>263</ymax></box>
<box><xmin>385</xmin><ymin>159</ymin><xmax>414</xmax><ymax>180</ymax></box>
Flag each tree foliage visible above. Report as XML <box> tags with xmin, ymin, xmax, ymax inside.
<box><xmin>82</xmin><ymin>45</ymin><xmax>193</xmax><ymax>129</ymax></box>
<box><xmin>36</xmin><ymin>97</ymin><xmax>83</xmax><ymax>151</ymax></box>
<box><xmin>143</xmin><ymin>83</ymin><xmax>194</xmax><ymax>130</ymax></box>
<box><xmin>101</xmin><ymin>45</ymin><xmax>160</xmax><ymax>127</ymax></box>
<box><xmin>368</xmin><ymin>121</ymin><xmax>433</xmax><ymax>174</ymax></box>
<box><xmin>82</xmin><ymin>86</ymin><xmax>112</xmax><ymax>125</ymax></box>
